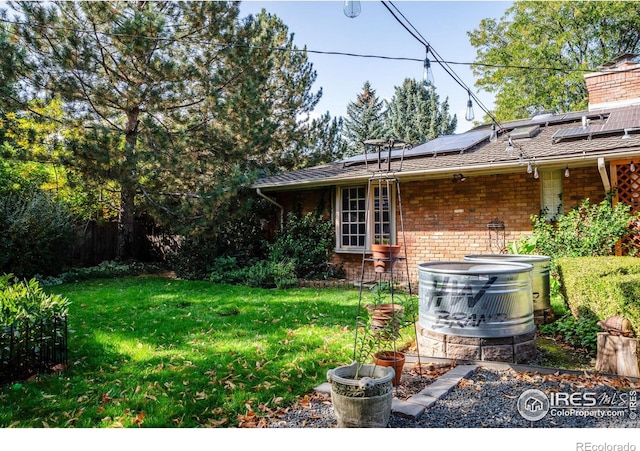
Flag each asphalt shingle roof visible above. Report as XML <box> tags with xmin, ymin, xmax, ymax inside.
<box><xmin>253</xmin><ymin>105</ymin><xmax>640</xmax><ymax>191</ymax></box>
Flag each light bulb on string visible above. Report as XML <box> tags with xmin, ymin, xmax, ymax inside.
<box><xmin>519</xmin><ymin>152</ymin><xmax>524</xmax><ymax>165</ymax></box>
<box><xmin>526</xmin><ymin>160</ymin><xmax>532</xmax><ymax>174</ymax></box>
<box><xmin>565</xmin><ymin>166</ymin><xmax>570</xmax><ymax>178</ymax></box>
<box><xmin>534</xmin><ymin>165</ymin><xmax>539</xmax><ymax>179</ymax></box>
<box><xmin>465</xmin><ymin>90</ymin><xmax>474</xmax><ymax>122</ymax></box>
<box><xmin>423</xmin><ymin>48</ymin><xmax>434</xmax><ymax>85</ymax></box>
<box><xmin>343</xmin><ymin>1</ymin><xmax>361</xmax><ymax>18</ymax></box>
<box><xmin>631</xmin><ymin>161</ymin><xmax>636</xmax><ymax>172</ymax></box>
<box><xmin>505</xmin><ymin>137</ymin><xmax>514</xmax><ymax>154</ymax></box>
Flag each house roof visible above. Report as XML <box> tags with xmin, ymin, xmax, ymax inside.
<box><xmin>253</xmin><ymin>104</ymin><xmax>640</xmax><ymax>192</ymax></box>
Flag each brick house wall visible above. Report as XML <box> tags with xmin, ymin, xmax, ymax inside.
<box><xmin>269</xmin><ymin>165</ymin><xmax>607</xmax><ymax>282</ymax></box>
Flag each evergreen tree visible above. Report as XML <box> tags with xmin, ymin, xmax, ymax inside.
<box><xmin>343</xmin><ymin>81</ymin><xmax>388</xmax><ymax>157</ymax></box>
<box><xmin>11</xmin><ymin>1</ymin><xmax>322</xmax><ymax>258</ymax></box>
<box><xmin>385</xmin><ymin>78</ymin><xmax>457</xmax><ymax>146</ymax></box>
<box><xmin>279</xmin><ymin>112</ymin><xmax>347</xmax><ymax>171</ymax></box>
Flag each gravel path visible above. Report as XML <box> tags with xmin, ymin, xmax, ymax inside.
<box><xmin>267</xmin><ymin>365</ymin><xmax>640</xmax><ymax>428</ymax></box>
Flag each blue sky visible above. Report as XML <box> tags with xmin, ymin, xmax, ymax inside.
<box><xmin>238</xmin><ymin>1</ymin><xmax>513</xmax><ymax>133</ymax></box>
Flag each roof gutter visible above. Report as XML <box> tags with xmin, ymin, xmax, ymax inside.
<box><xmin>256</xmin><ymin>188</ymin><xmax>284</xmax><ymax>231</ymax></box>
<box><xmin>598</xmin><ymin>157</ymin><xmax>611</xmax><ymax>193</ymax></box>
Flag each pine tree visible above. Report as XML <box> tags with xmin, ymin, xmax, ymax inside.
<box><xmin>11</xmin><ymin>2</ymin><xmax>322</xmax><ymax>257</ymax></box>
<box><xmin>343</xmin><ymin>81</ymin><xmax>388</xmax><ymax>157</ymax></box>
<box><xmin>385</xmin><ymin>79</ymin><xmax>457</xmax><ymax>146</ymax></box>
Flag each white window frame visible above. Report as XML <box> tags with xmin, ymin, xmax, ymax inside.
<box><xmin>540</xmin><ymin>169</ymin><xmax>564</xmax><ymax>221</ymax></box>
<box><xmin>335</xmin><ymin>184</ymin><xmax>397</xmax><ymax>253</ymax></box>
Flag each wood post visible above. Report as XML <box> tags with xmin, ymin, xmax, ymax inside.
<box><xmin>596</xmin><ymin>332</ymin><xmax>640</xmax><ymax>378</ymax></box>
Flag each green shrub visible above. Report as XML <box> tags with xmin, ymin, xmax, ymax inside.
<box><xmin>268</xmin><ymin>212</ymin><xmax>334</xmax><ymax>279</ymax></box>
<box><xmin>40</xmin><ymin>260</ymin><xmax>154</xmax><ymax>285</ymax></box>
<box><xmin>531</xmin><ymin>197</ymin><xmax>635</xmax><ymax>258</ymax></box>
<box><xmin>0</xmin><ymin>189</ymin><xmax>74</xmax><ymax>278</ymax></box>
<box><xmin>556</xmin><ymin>256</ymin><xmax>640</xmax><ymax>336</ymax></box>
<box><xmin>0</xmin><ymin>274</ymin><xmax>70</xmax><ymax>327</ymax></box>
<box><xmin>538</xmin><ymin>313</ymin><xmax>600</xmax><ymax>354</ymax></box>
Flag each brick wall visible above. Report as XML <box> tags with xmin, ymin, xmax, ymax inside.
<box><xmin>269</xmin><ymin>166</ymin><xmax>608</xmax><ymax>282</ymax></box>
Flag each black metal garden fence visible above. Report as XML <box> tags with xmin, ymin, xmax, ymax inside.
<box><xmin>0</xmin><ymin>315</ymin><xmax>68</xmax><ymax>384</ymax></box>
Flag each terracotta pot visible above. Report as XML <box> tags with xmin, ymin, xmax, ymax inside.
<box><xmin>366</xmin><ymin>304</ymin><xmax>404</xmax><ymax>339</ymax></box>
<box><xmin>373</xmin><ymin>351</ymin><xmax>405</xmax><ymax>386</ymax></box>
<box><xmin>370</xmin><ymin>244</ymin><xmax>402</xmax><ymax>273</ymax></box>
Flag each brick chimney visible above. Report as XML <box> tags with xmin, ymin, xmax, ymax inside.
<box><xmin>585</xmin><ymin>54</ymin><xmax>640</xmax><ymax>110</ymax></box>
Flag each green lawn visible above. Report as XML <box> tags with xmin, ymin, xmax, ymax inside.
<box><xmin>0</xmin><ymin>277</ymin><xmax>367</xmax><ymax>428</ymax></box>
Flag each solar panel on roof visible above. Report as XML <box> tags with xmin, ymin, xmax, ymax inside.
<box><xmin>340</xmin><ymin>130</ymin><xmax>491</xmax><ymax>165</ymax></box>
<box><xmin>552</xmin><ymin>108</ymin><xmax>640</xmax><ymax>142</ymax></box>
<box><xmin>399</xmin><ymin>130</ymin><xmax>492</xmax><ymax>157</ymax></box>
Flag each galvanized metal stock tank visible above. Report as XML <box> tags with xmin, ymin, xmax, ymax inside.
<box><xmin>418</xmin><ymin>261</ymin><xmax>535</xmax><ymax>338</ymax></box>
<box><xmin>464</xmin><ymin>254</ymin><xmax>551</xmax><ymax>313</ymax></box>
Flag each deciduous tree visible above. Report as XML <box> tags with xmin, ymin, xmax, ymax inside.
<box><xmin>468</xmin><ymin>1</ymin><xmax>640</xmax><ymax>121</ymax></box>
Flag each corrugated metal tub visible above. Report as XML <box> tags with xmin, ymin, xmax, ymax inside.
<box><xmin>418</xmin><ymin>261</ymin><xmax>535</xmax><ymax>338</ymax></box>
<box><xmin>464</xmin><ymin>254</ymin><xmax>551</xmax><ymax>314</ymax></box>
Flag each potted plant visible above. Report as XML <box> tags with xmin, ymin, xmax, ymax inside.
<box><xmin>370</xmin><ymin>238</ymin><xmax>402</xmax><ymax>273</ymax></box>
<box><xmin>365</xmin><ymin>284</ymin><xmax>416</xmax><ymax>386</ymax></box>
<box><xmin>326</xmin><ymin>284</ymin><xmax>417</xmax><ymax>427</ymax></box>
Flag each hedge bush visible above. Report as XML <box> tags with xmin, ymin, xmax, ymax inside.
<box><xmin>0</xmin><ymin>189</ymin><xmax>74</xmax><ymax>278</ymax></box>
<box><xmin>556</xmin><ymin>257</ymin><xmax>640</xmax><ymax>335</ymax></box>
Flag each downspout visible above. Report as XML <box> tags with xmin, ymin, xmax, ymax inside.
<box><xmin>598</xmin><ymin>157</ymin><xmax>611</xmax><ymax>193</ymax></box>
<box><xmin>256</xmin><ymin>188</ymin><xmax>284</xmax><ymax>231</ymax></box>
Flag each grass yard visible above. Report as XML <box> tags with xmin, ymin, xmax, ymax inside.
<box><xmin>0</xmin><ymin>276</ymin><xmax>369</xmax><ymax>428</ymax></box>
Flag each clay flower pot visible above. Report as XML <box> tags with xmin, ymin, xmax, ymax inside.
<box><xmin>373</xmin><ymin>350</ymin><xmax>405</xmax><ymax>386</ymax></box>
<box><xmin>366</xmin><ymin>303</ymin><xmax>404</xmax><ymax>339</ymax></box>
<box><xmin>370</xmin><ymin>243</ymin><xmax>402</xmax><ymax>273</ymax></box>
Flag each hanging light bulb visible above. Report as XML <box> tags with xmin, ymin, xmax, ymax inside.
<box><xmin>565</xmin><ymin>166</ymin><xmax>570</xmax><ymax>178</ymax></box>
<box><xmin>423</xmin><ymin>47</ymin><xmax>434</xmax><ymax>85</ymax></box>
<box><xmin>505</xmin><ymin>137</ymin><xmax>514</xmax><ymax>154</ymax></box>
<box><xmin>343</xmin><ymin>1</ymin><xmax>361</xmax><ymax>18</ymax></box>
<box><xmin>527</xmin><ymin>160</ymin><xmax>532</xmax><ymax>174</ymax></box>
<box><xmin>534</xmin><ymin>165</ymin><xmax>539</xmax><ymax>179</ymax></box>
<box><xmin>465</xmin><ymin>90</ymin><xmax>474</xmax><ymax>122</ymax></box>
<box><xmin>631</xmin><ymin>161</ymin><xmax>636</xmax><ymax>172</ymax></box>
<box><xmin>519</xmin><ymin>152</ymin><xmax>524</xmax><ymax>165</ymax></box>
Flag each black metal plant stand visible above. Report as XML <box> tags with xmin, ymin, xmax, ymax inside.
<box><xmin>352</xmin><ymin>139</ymin><xmax>421</xmax><ymax>388</ymax></box>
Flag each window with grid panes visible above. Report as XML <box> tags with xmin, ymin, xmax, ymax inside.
<box><xmin>541</xmin><ymin>169</ymin><xmax>563</xmax><ymax>221</ymax></box>
<box><xmin>337</xmin><ymin>185</ymin><xmax>394</xmax><ymax>251</ymax></box>
<box><xmin>340</xmin><ymin>187</ymin><xmax>366</xmax><ymax>248</ymax></box>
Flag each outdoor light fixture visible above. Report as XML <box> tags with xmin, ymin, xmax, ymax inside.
<box><xmin>534</xmin><ymin>165</ymin><xmax>539</xmax><ymax>179</ymax></box>
<box><xmin>343</xmin><ymin>1</ymin><xmax>361</xmax><ymax>18</ymax></box>
<box><xmin>505</xmin><ymin>137</ymin><xmax>514</xmax><ymax>154</ymax></box>
<box><xmin>527</xmin><ymin>160</ymin><xmax>532</xmax><ymax>174</ymax></box>
<box><xmin>452</xmin><ymin>173</ymin><xmax>467</xmax><ymax>183</ymax></box>
<box><xmin>423</xmin><ymin>47</ymin><xmax>434</xmax><ymax>85</ymax></box>
<box><xmin>465</xmin><ymin>90</ymin><xmax>474</xmax><ymax>122</ymax></box>
<box><xmin>631</xmin><ymin>161</ymin><xmax>636</xmax><ymax>172</ymax></box>
<box><xmin>565</xmin><ymin>166</ymin><xmax>570</xmax><ymax>178</ymax></box>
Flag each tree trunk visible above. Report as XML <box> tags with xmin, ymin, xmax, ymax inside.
<box><xmin>116</xmin><ymin>110</ymin><xmax>140</xmax><ymax>261</ymax></box>
<box><xmin>117</xmin><ymin>186</ymin><xmax>136</xmax><ymax>261</ymax></box>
